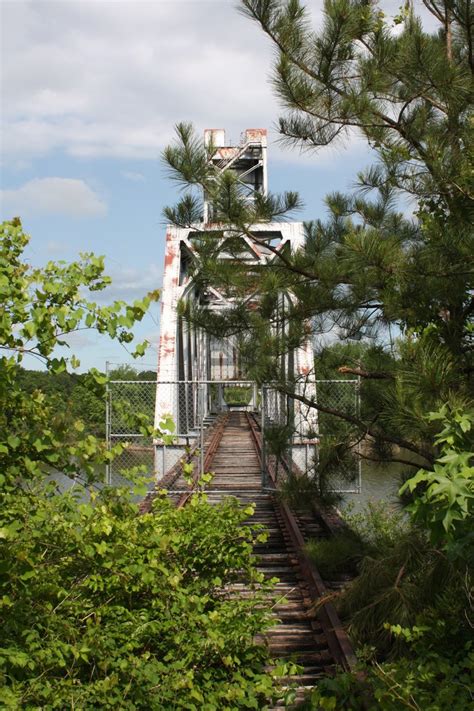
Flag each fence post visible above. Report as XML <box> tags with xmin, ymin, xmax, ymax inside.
<box><xmin>356</xmin><ymin>375</ymin><xmax>362</xmax><ymax>494</ymax></box>
<box><xmin>105</xmin><ymin>361</ymin><xmax>111</xmax><ymax>485</ymax></box>
<box><xmin>200</xmin><ymin>382</ymin><xmax>204</xmax><ymax>478</ymax></box>
<box><xmin>261</xmin><ymin>385</ymin><xmax>267</xmax><ymax>488</ymax></box>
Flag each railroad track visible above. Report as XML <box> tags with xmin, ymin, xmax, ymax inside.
<box><xmin>142</xmin><ymin>411</ymin><xmax>356</xmax><ymax>707</ymax></box>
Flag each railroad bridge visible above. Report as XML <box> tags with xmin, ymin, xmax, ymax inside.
<box><xmin>151</xmin><ymin>128</ymin><xmax>357</xmax><ymax>695</ymax></box>
<box><xmin>108</xmin><ymin>129</ymin><xmax>359</xmax><ymax>700</ymax></box>
<box><xmin>153</xmin><ymin>128</ymin><xmax>322</xmax><ymax>479</ymax></box>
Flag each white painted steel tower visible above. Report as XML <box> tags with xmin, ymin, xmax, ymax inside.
<box><xmin>154</xmin><ymin>129</ymin><xmax>317</xmax><ymax>468</ymax></box>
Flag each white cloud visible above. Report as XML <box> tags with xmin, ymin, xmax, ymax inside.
<box><xmin>46</xmin><ymin>239</ymin><xmax>67</xmax><ymax>254</ymax></box>
<box><xmin>270</xmin><ymin>128</ymin><xmax>373</xmax><ymax>169</ymax></box>
<box><xmin>93</xmin><ymin>262</ymin><xmax>163</xmax><ymax>303</ymax></box>
<box><xmin>1</xmin><ymin>1</ymin><xmax>440</xmax><ymax>166</ymax></box>
<box><xmin>143</xmin><ymin>329</ymin><xmax>160</xmax><ymax>349</ymax></box>
<box><xmin>60</xmin><ymin>331</ymin><xmax>95</xmax><ymax>349</ymax></box>
<box><xmin>1</xmin><ymin>0</ymin><xmax>275</xmax><ymax>162</ymax></box>
<box><xmin>1</xmin><ymin>177</ymin><xmax>107</xmax><ymax>217</ymax></box>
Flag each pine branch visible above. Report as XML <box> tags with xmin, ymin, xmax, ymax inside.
<box><xmin>278</xmin><ymin>383</ymin><xmax>435</xmax><ymax>464</ymax></box>
<box><xmin>356</xmin><ymin>449</ymin><xmax>421</xmax><ymax>469</ymax></box>
<box><xmin>422</xmin><ymin>0</ymin><xmax>445</xmax><ymax>23</ymax></box>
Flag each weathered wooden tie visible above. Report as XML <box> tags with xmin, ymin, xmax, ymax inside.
<box><xmin>202</xmin><ymin>413</ymin><xmax>354</xmax><ymax>702</ymax></box>
<box><xmin>143</xmin><ymin>411</ymin><xmax>356</xmax><ymax>705</ymax></box>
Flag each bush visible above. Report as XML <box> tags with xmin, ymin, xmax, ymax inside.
<box><xmin>0</xmin><ymin>220</ymin><xmax>280</xmax><ymax>708</ymax></box>
<box><xmin>345</xmin><ymin>501</ymin><xmax>407</xmax><ymax>553</ymax></box>
<box><xmin>0</xmin><ymin>482</ymin><xmax>278</xmax><ymax>709</ymax></box>
<box><xmin>303</xmin><ymin>644</ymin><xmax>474</xmax><ymax>710</ymax></box>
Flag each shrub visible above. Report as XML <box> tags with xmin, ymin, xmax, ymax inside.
<box><xmin>306</xmin><ymin>532</ymin><xmax>363</xmax><ymax>578</ymax></box>
<box><xmin>0</xmin><ymin>483</ymin><xmax>278</xmax><ymax>709</ymax></box>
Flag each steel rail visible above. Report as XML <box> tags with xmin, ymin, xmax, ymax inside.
<box><xmin>140</xmin><ymin>415</ymin><xmax>226</xmax><ymax>514</ymax></box>
<box><xmin>146</xmin><ymin>410</ymin><xmax>358</xmax><ymax>690</ymax></box>
<box><xmin>245</xmin><ymin>412</ymin><xmax>357</xmax><ymax>673</ymax></box>
<box><xmin>176</xmin><ymin>414</ymin><xmax>229</xmax><ymax>508</ymax></box>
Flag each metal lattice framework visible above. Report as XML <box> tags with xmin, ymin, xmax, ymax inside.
<box><xmin>155</xmin><ymin>128</ymin><xmax>317</xmax><ymax>435</ymax></box>
<box><xmin>105</xmin><ymin>129</ymin><xmax>361</xmax><ymax>493</ymax></box>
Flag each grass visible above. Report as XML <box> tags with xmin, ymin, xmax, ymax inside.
<box><xmin>305</xmin><ymin>532</ymin><xmax>364</xmax><ymax>578</ymax></box>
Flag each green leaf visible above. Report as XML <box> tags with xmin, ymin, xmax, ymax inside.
<box><xmin>7</xmin><ymin>435</ymin><xmax>21</xmax><ymax>450</ymax></box>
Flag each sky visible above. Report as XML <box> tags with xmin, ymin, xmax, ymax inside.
<box><xmin>0</xmin><ymin>0</ymin><xmax>433</xmax><ymax>372</ymax></box>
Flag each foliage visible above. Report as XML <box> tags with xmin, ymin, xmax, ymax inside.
<box><xmin>1</xmin><ymin>219</ymin><xmax>157</xmax><ymax>374</ymax></box>
<box><xmin>0</xmin><ymin>218</ymin><xmax>159</xmax><ymax>484</ymax></box>
<box><xmin>278</xmin><ymin>469</ymin><xmax>343</xmax><ymax>508</ymax></box>
<box><xmin>242</xmin><ymin>0</ymin><xmax>473</xmax><ymax>219</ymax></box>
<box><xmin>305</xmin><ymin>501</ymin><xmax>406</xmax><ymax>579</ymax></box>
<box><xmin>160</xmin><ymin>5</ymin><xmax>474</xmax><ymax>704</ymax></box>
<box><xmin>0</xmin><ymin>484</ymin><xmax>279</xmax><ymax>709</ymax></box>
<box><xmin>108</xmin><ymin>364</ymin><xmax>157</xmax><ymax>381</ymax></box>
<box><xmin>305</xmin><ymin>531</ymin><xmax>363</xmax><ymax>578</ymax></box>
<box><xmin>15</xmin><ymin>366</ymin><xmax>157</xmax><ymax>440</ymax></box>
<box><xmin>333</xmin><ymin>501</ymin><xmax>472</xmax><ymax>660</ymax></box>
<box><xmin>400</xmin><ymin>405</ymin><xmax>474</xmax><ymax>551</ymax></box>
<box><xmin>15</xmin><ymin>368</ymin><xmax>106</xmax><ymax>437</ymax></box>
<box><xmin>338</xmin><ymin>528</ymin><xmax>459</xmax><ymax>655</ymax></box>
<box><xmin>223</xmin><ymin>385</ymin><xmax>253</xmax><ymax>406</ymax></box>
<box><xmin>303</xmin><ymin>642</ymin><xmax>474</xmax><ymax>710</ymax></box>
<box><xmin>304</xmin><ymin>499</ymin><xmax>474</xmax><ymax>708</ymax></box>
<box><xmin>0</xmin><ymin>220</ymin><xmax>280</xmax><ymax>708</ymax></box>
<box><xmin>345</xmin><ymin>500</ymin><xmax>406</xmax><ymax>551</ymax></box>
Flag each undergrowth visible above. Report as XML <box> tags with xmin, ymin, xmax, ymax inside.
<box><xmin>305</xmin><ymin>532</ymin><xmax>363</xmax><ymax>578</ymax></box>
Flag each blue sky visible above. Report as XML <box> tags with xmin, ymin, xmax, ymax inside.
<box><xmin>1</xmin><ymin>0</ymin><xmax>430</xmax><ymax>372</ymax></box>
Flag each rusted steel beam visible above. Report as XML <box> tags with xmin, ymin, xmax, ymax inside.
<box><xmin>140</xmin><ymin>416</ymin><xmax>226</xmax><ymax>514</ymax></box>
<box><xmin>139</xmin><ymin>445</ymin><xmax>197</xmax><ymax>514</ymax></box>
<box><xmin>276</xmin><ymin>499</ymin><xmax>358</xmax><ymax>672</ymax></box>
<box><xmin>176</xmin><ymin>414</ymin><xmax>229</xmax><ymax>508</ymax></box>
<box><xmin>245</xmin><ymin>413</ymin><xmax>358</xmax><ymax>672</ymax></box>
<box><xmin>146</xmin><ymin>411</ymin><xmax>357</xmax><ymax>694</ymax></box>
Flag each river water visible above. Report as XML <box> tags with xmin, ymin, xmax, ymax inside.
<box><xmin>52</xmin><ymin>456</ymin><xmax>409</xmax><ymax>515</ymax></box>
<box><xmin>342</xmin><ymin>460</ymin><xmax>407</xmax><ymax>513</ymax></box>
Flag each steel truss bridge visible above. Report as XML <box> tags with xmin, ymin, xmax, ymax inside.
<box><xmin>106</xmin><ymin>129</ymin><xmax>361</xmax><ymax>696</ymax></box>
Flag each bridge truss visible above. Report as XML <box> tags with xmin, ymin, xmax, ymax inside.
<box><xmin>154</xmin><ymin>128</ymin><xmax>319</xmax><ymax>467</ymax></box>
<box><xmin>106</xmin><ymin>128</ymin><xmax>362</xmax><ymax>493</ymax></box>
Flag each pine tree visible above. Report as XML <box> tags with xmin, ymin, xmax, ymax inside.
<box><xmin>163</xmin><ymin>1</ymin><xmax>473</xmax><ymax>469</ymax></box>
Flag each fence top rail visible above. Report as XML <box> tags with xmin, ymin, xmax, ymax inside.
<box><xmin>108</xmin><ymin>379</ymin><xmax>359</xmax><ymax>385</ymax></box>
<box><xmin>315</xmin><ymin>379</ymin><xmax>359</xmax><ymax>384</ymax></box>
<box><xmin>108</xmin><ymin>379</ymin><xmax>259</xmax><ymax>385</ymax></box>
<box><xmin>109</xmin><ymin>380</ymin><xmax>157</xmax><ymax>384</ymax></box>
<box><xmin>263</xmin><ymin>380</ymin><xmax>359</xmax><ymax>386</ymax></box>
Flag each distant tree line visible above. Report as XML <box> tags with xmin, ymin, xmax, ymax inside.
<box><xmin>16</xmin><ymin>366</ymin><xmax>156</xmax><ymax>439</ymax></box>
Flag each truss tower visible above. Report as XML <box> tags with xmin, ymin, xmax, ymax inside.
<box><xmin>155</xmin><ymin>129</ymin><xmax>316</xmax><ymax>443</ymax></box>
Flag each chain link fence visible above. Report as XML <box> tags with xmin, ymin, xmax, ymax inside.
<box><xmin>106</xmin><ymin>373</ymin><xmax>258</xmax><ymax>486</ymax></box>
<box><xmin>261</xmin><ymin>380</ymin><xmax>361</xmax><ymax>494</ymax></box>
<box><xmin>106</xmin><ymin>379</ymin><xmax>157</xmax><ymax>486</ymax></box>
<box><xmin>105</xmin><ymin>365</ymin><xmax>361</xmax><ymax>493</ymax></box>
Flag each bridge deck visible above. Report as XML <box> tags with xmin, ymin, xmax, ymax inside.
<box><xmin>143</xmin><ymin>411</ymin><xmax>355</xmax><ymax>707</ymax></box>
<box><xmin>207</xmin><ymin>414</ymin><xmax>337</xmax><ymax>705</ymax></box>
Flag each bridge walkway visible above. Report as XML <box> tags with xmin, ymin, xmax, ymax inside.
<box><xmin>143</xmin><ymin>411</ymin><xmax>356</xmax><ymax>707</ymax></box>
